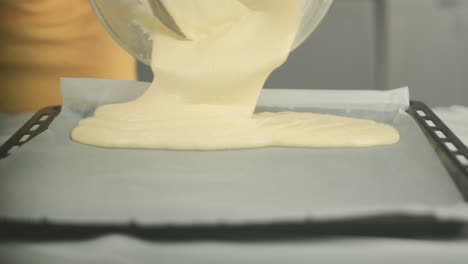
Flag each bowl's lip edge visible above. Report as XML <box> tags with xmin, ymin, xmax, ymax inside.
<box><xmin>89</xmin><ymin>0</ymin><xmax>152</xmax><ymax>65</ymax></box>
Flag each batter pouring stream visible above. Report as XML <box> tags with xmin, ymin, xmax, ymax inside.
<box><xmin>72</xmin><ymin>0</ymin><xmax>399</xmax><ymax>150</ymax></box>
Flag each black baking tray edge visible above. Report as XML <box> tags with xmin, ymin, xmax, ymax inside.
<box><xmin>0</xmin><ymin>102</ymin><xmax>467</xmax><ymax>242</ymax></box>
<box><xmin>0</xmin><ymin>105</ymin><xmax>61</xmax><ymax>160</ymax></box>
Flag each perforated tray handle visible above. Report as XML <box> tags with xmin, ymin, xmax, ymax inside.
<box><xmin>409</xmin><ymin>101</ymin><xmax>468</xmax><ymax>200</ymax></box>
<box><xmin>0</xmin><ymin>106</ymin><xmax>62</xmax><ymax>159</ymax></box>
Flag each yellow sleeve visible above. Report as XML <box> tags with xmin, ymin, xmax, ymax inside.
<box><xmin>0</xmin><ymin>0</ymin><xmax>137</xmax><ymax>113</ymax></box>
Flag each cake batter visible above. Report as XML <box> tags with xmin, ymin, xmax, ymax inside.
<box><xmin>72</xmin><ymin>0</ymin><xmax>399</xmax><ymax>150</ymax></box>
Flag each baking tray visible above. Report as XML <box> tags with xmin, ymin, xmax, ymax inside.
<box><xmin>0</xmin><ymin>101</ymin><xmax>467</xmax><ymax>241</ymax></box>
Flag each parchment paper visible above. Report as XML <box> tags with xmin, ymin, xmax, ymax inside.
<box><xmin>0</xmin><ymin>78</ymin><xmax>467</xmax><ymax>225</ymax></box>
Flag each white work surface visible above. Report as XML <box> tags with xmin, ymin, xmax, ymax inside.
<box><xmin>1</xmin><ymin>235</ymin><xmax>468</xmax><ymax>264</ymax></box>
<box><xmin>1</xmin><ymin>79</ymin><xmax>468</xmax><ymax>263</ymax></box>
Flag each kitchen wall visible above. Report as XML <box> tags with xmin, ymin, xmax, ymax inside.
<box><xmin>385</xmin><ymin>0</ymin><xmax>468</xmax><ymax>107</ymax></box>
<box><xmin>265</xmin><ymin>0</ymin><xmax>377</xmax><ymax>90</ymax></box>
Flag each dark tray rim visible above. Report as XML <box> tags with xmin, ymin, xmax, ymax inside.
<box><xmin>0</xmin><ymin>102</ymin><xmax>467</xmax><ymax>241</ymax></box>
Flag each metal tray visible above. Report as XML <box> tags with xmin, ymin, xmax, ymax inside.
<box><xmin>0</xmin><ymin>102</ymin><xmax>467</xmax><ymax>241</ymax></box>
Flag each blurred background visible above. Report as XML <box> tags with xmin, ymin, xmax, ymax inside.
<box><xmin>136</xmin><ymin>0</ymin><xmax>468</xmax><ymax>107</ymax></box>
<box><xmin>1</xmin><ymin>0</ymin><xmax>466</xmax><ymax>112</ymax></box>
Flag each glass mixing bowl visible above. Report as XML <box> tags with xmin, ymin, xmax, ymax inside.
<box><xmin>89</xmin><ymin>0</ymin><xmax>334</xmax><ymax>65</ymax></box>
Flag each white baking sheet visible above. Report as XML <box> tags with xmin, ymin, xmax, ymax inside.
<box><xmin>0</xmin><ymin>78</ymin><xmax>467</xmax><ymax>225</ymax></box>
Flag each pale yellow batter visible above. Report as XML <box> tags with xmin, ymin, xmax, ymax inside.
<box><xmin>72</xmin><ymin>0</ymin><xmax>399</xmax><ymax>150</ymax></box>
